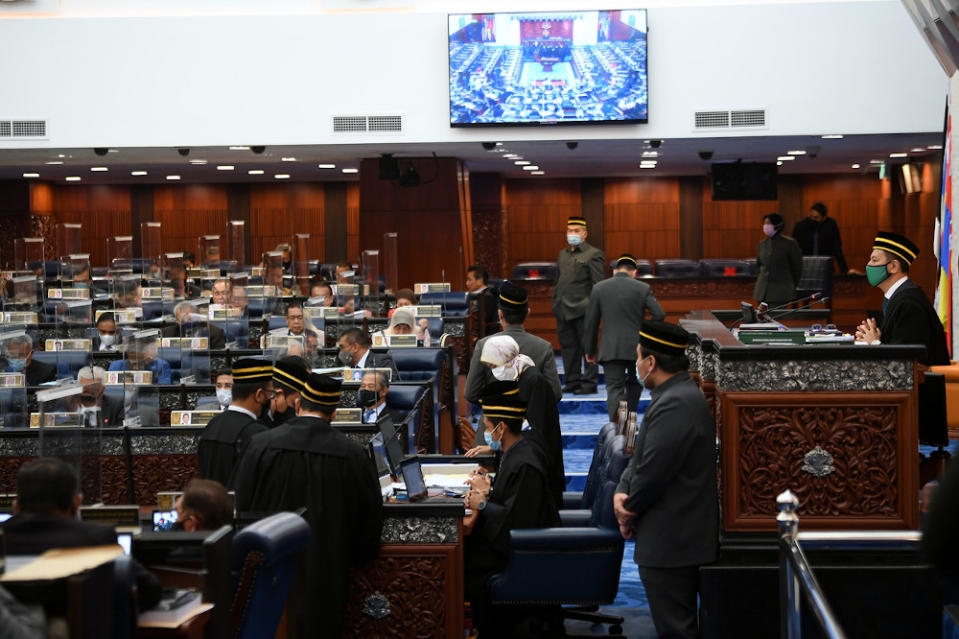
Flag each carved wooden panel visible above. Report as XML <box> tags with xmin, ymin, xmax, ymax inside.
<box><xmin>721</xmin><ymin>391</ymin><xmax>917</xmax><ymax>531</ymax></box>
<box><xmin>344</xmin><ymin>543</ymin><xmax>463</xmax><ymax>638</ymax></box>
<box><xmin>129</xmin><ymin>455</ymin><xmax>199</xmax><ymax>504</ymax></box>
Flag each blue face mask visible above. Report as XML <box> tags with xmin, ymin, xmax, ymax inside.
<box><xmin>7</xmin><ymin>357</ymin><xmax>25</xmax><ymax>372</ymax></box>
<box><xmin>484</xmin><ymin>426</ymin><xmax>503</xmax><ymax>451</ymax></box>
<box><xmin>567</xmin><ymin>234</ymin><xmax>583</xmax><ymax>247</ymax></box>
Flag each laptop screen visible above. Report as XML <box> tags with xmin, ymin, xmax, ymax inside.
<box><xmin>399</xmin><ymin>457</ymin><xmax>427</xmax><ymax>502</ymax></box>
<box><xmin>377</xmin><ymin>417</ymin><xmax>405</xmax><ymax>476</ymax></box>
<box><xmin>368</xmin><ymin>433</ymin><xmax>391</xmax><ymax>478</ymax></box>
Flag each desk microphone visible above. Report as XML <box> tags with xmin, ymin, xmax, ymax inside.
<box><xmin>768</xmin><ymin>296</ymin><xmax>831</xmax><ymax>322</ymax></box>
<box><xmin>763</xmin><ymin>292</ymin><xmax>826</xmax><ymax>314</ymax></box>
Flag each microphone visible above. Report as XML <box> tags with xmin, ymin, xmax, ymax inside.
<box><xmin>763</xmin><ymin>292</ymin><xmax>825</xmax><ymax>314</ymax></box>
<box><xmin>768</xmin><ymin>296</ymin><xmax>831</xmax><ymax>321</ymax></box>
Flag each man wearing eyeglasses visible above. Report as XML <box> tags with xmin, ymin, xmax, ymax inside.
<box><xmin>197</xmin><ymin>358</ymin><xmax>273</xmax><ymax>488</ymax></box>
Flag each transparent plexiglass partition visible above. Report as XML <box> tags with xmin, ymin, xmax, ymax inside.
<box><xmin>11</xmin><ymin>275</ymin><xmax>39</xmax><ymax>308</ymax></box>
<box><xmin>141</xmin><ymin>221</ymin><xmax>163</xmax><ymax>277</ymax></box>
<box><xmin>36</xmin><ymin>383</ymin><xmax>105</xmax><ymax>504</ymax></box>
<box><xmin>0</xmin><ymin>331</ymin><xmax>30</xmax><ymax>429</ymax></box>
<box><xmin>361</xmin><ymin>249</ymin><xmax>380</xmax><ymax>297</ymax></box>
<box><xmin>56</xmin><ymin>300</ymin><xmax>93</xmax><ymax>348</ymax></box>
<box><xmin>111</xmin><ymin>273</ymin><xmax>143</xmax><ymax>313</ymax></box>
<box><xmin>63</xmin><ymin>254</ymin><xmax>92</xmax><ymax>290</ymax></box>
<box><xmin>14</xmin><ymin>238</ymin><xmax>45</xmax><ymax>281</ymax></box>
<box><xmin>383</xmin><ymin>232</ymin><xmax>399</xmax><ymax>294</ymax></box>
<box><xmin>199</xmin><ymin>235</ymin><xmax>221</xmax><ymax>269</ymax></box>
<box><xmin>163</xmin><ymin>300</ymin><xmax>211</xmax><ymax>384</ymax></box>
<box><xmin>108</xmin><ymin>236</ymin><xmax>134</xmax><ymax>272</ymax></box>
<box><xmin>115</xmin><ymin>328</ymin><xmax>162</xmax><ymax>425</ymax></box>
<box><xmin>162</xmin><ymin>253</ymin><xmax>189</xmax><ymax>299</ymax></box>
<box><xmin>293</xmin><ymin>233</ymin><xmax>310</xmax><ymax>295</ymax></box>
<box><xmin>262</xmin><ymin>251</ymin><xmax>286</xmax><ymax>298</ymax></box>
<box><xmin>226</xmin><ymin>220</ymin><xmax>246</xmax><ymax>272</ymax></box>
<box><xmin>56</xmin><ymin>223</ymin><xmax>83</xmax><ymax>260</ymax></box>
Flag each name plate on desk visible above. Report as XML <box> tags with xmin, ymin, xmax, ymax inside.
<box><xmin>210</xmin><ymin>305</ymin><xmax>243</xmax><ymax>320</ymax></box>
<box><xmin>0</xmin><ymin>373</ymin><xmax>25</xmax><ymax>387</ymax></box>
<box><xmin>372</xmin><ymin>334</ymin><xmax>417</xmax><ymax>348</ymax></box>
<box><xmin>332</xmin><ymin>408</ymin><xmax>362</xmax><ymax>423</ymax></box>
<box><xmin>105</xmin><ymin>371</ymin><xmax>152</xmax><ymax>385</ymax></box>
<box><xmin>737</xmin><ymin>330</ymin><xmax>806</xmax><ymax>345</ymax></box>
<box><xmin>141</xmin><ymin>287</ymin><xmax>174</xmax><ymax>301</ymax></box>
<box><xmin>30</xmin><ymin>412</ymin><xmax>84</xmax><ymax>428</ymax></box>
<box><xmin>45</xmin><ymin>339</ymin><xmax>91</xmax><ymax>352</ymax></box>
<box><xmin>407</xmin><ymin>305</ymin><xmax>441</xmax><ymax>318</ymax></box>
<box><xmin>47</xmin><ymin>288</ymin><xmax>90</xmax><ymax>300</ymax></box>
<box><xmin>246</xmin><ymin>285</ymin><xmax>276</xmax><ymax>298</ymax></box>
<box><xmin>96</xmin><ymin>308</ymin><xmax>142</xmax><ymax>324</ymax></box>
<box><xmin>316</xmin><ymin>367</ymin><xmax>392</xmax><ymax>383</ymax></box>
<box><xmin>260</xmin><ymin>334</ymin><xmax>304</xmax><ymax>349</ymax></box>
<box><xmin>414</xmin><ymin>283</ymin><xmax>450</xmax><ymax>294</ymax></box>
<box><xmin>170</xmin><ymin>410</ymin><xmax>221</xmax><ymax>426</ymax></box>
<box><xmin>187</xmin><ymin>268</ymin><xmax>220</xmax><ymax>279</ymax></box>
<box><xmin>0</xmin><ymin>494</ymin><xmax>14</xmax><ymax>510</ymax></box>
<box><xmin>332</xmin><ymin>284</ymin><xmax>359</xmax><ymax>296</ymax></box>
<box><xmin>159</xmin><ymin>337</ymin><xmax>209</xmax><ymax>350</ymax></box>
<box><xmin>78</xmin><ymin>505</ymin><xmax>140</xmax><ymax>529</ymax></box>
<box><xmin>0</xmin><ymin>312</ymin><xmax>38</xmax><ymax>325</ymax></box>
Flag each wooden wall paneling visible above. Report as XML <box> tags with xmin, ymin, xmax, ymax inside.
<box><xmin>777</xmin><ymin>175</ymin><xmax>803</xmax><ymax>232</ymax></box>
<box><xmin>347</xmin><ymin>182</ymin><xmax>360</xmax><ymax>262</ymax></box>
<box><xmin>249</xmin><ymin>208</ymin><xmax>325</xmax><ymax>263</ymax></box>
<box><xmin>0</xmin><ymin>182</ymin><xmax>32</xmax><ymax>268</ymax></box>
<box><xmin>458</xmin><ymin>164</ymin><xmax>474</xmax><ymax>278</ymax></box>
<box><xmin>505</xmin><ymin>179</ymin><xmax>582</xmax><ymax>269</ymax></box>
<box><xmin>702</xmin><ymin>178</ymin><xmax>780</xmax><ymax>259</ymax></box>
<box><xmin>226</xmin><ymin>184</ymin><xmax>251</xmax><ymax>265</ymax></box>
<box><xmin>324</xmin><ymin>182</ymin><xmax>348</xmax><ymax>264</ymax></box>
<box><xmin>469</xmin><ymin>173</ymin><xmax>506</xmax><ymax>278</ymax></box>
<box><xmin>604</xmin><ymin>177</ymin><xmax>680</xmax><ymax>262</ymax></box>
<box><xmin>799</xmin><ymin>174</ymin><xmax>882</xmax><ymax>275</ymax></box>
<box><xmin>581</xmin><ymin>178</ymin><xmax>605</xmax><ymax>253</ymax></box>
<box><xmin>679</xmin><ymin>176</ymin><xmax>703</xmax><ymax>260</ymax></box>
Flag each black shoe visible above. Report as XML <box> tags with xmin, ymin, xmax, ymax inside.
<box><xmin>562</xmin><ymin>383</ymin><xmax>581</xmax><ymax>393</ymax></box>
<box><xmin>573</xmin><ymin>385</ymin><xmax>597</xmax><ymax>395</ymax></box>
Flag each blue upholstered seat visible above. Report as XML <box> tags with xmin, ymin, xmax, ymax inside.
<box><xmin>511</xmin><ymin>262</ymin><xmax>557</xmax><ymax>281</ymax></box>
<box><xmin>796</xmin><ymin>255</ymin><xmax>835</xmax><ymax>298</ymax></box>
<box><xmin>608</xmin><ymin>258</ymin><xmax>653</xmax><ymax>277</ymax></box>
<box><xmin>32</xmin><ymin>350</ymin><xmax>90</xmax><ymax>381</ymax></box>
<box><xmin>386</xmin><ymin>383</ymin><xmax>427</xmax><ymax>453</ymax></box>
<box><xmin>230</xmin><ymin>512</ymin><xmax>311</xmax><ymax>639</ymax></box>
<box><xmin>700</xmin><ymin>258</ymin><xmax>752</xmax><ymax>277</ymax></box>
<box><xmin>418</xmin><ymin>292</ymin><xmax>469</xmax><ymax>316</ymax></box>
<box><xmin>654</xmin><ymin>258</ymin><xmax>703</xmax><ymax>278</ymax></box>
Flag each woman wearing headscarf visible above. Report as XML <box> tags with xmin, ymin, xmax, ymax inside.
<box><xmin>754</xmin><ymin>212</ymin><xmax>803</xmax><ymax>308</ymax></box>
<box><xmin>465</xmin><ymin>335</ymin><xmax>565</xmax><ymax>506</ymax></box>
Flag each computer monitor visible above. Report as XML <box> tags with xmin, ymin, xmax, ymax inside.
<box><xmin>368</xmin><ymin>433</ymin><xmax>391</xmax><ymax>478</ymax></box>
<box><xmin>377</xmin><ymin>417</ymin><xmax>405</xmax><ymax>476</ymax></box>
<box><xmin>116</xmin><ymin>533</ymin><xmax>132</xmax><ymax>555</ymax></box>
<box><xmin>399</xmin><ymin>457</ymin><xmax>428</xmax><ymax>502</ymax></box>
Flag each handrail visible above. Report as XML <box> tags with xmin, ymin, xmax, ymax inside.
<box><xmin>777</xmin><ymin>490</ymin><xmax>848</xmax><ymax>639</ymax></box>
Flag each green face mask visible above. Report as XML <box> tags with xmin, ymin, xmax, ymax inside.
<box><xmin>866</xmin><ymin>262</ymin><xmax>890</xmax><ymax>287</ymax></box>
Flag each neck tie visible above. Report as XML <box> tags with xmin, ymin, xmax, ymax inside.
<box><xmin>882</xmin><ymin>298</ymin><xmax>889</xmax><ymax>316</ymax></box>
<box><xmin>812</xmin><ymin>229</ymin><xmax>819</xmax><ymax>255</ymax></box>
<box><xmin>365</xmin><ymin>409</ymin><xmax>375</xmax><ymax>423</ymax></box>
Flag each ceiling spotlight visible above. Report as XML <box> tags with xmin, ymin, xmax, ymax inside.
<box><xmin>90</xmin><ymin>167</ymin><xmax>108</xmax><ymax>172</ymax></box>
<box><xmin>229</xmin><ymin>146</ymin><xmax>250</xmax><ymax>151</ymax></box>
<box><xmin>821</xmin><ymin>134</ymin><xmax>844</xmax><ymax>139</ymax></box>
<box><xmin>22</xmin><ymin>173</ymin><xmax>39</xmax><ymax>178</ymax></box>
<box><xmin>640</xmin><ymin>164</ymin><xmax>656</xmax><ymax>169</ymax></box>
<box><xmin>93</xmin><ymin>148</ymin><xmax>109</xmax><ymax>156</ymax></box>
<box><xmin>177</xmin><ymin>148</ymin><xmax>190</xmax><ymax>157</ymax></box>
<box><xmin>869</xmin><ymin>159</ymin><xmax>884</xmax><ymax>164</ymax></box>
<box><xmin>342</xmin><ymin>168</ymin><xmax>358</xmax><ymax>174</ymax></box>
<box><xmin>189</xmin><ymin>159</ymin><xmax>208</xmax><ymax>165</ymax></box>
<box><xmin>274</xmin><ymin>174</ymin><xmax>290</xmax><ymax>180</ymax></box>
<box><xmin>889</xmin><ymin>152</ymin><xmax>908</xmax><ymax>158</ymax></box>
<box><xmin>531</xmin><ymin>171</ymin><xmax>545</xmax><ymax>175</ymax></box>
<box><xmin>928</xmin><ymin>144</ymin><xmax>943</xmax><ymax>150</ymax></box>
<box><xmin>566</xmin><ymin>141</ymin><xmax>578</xmax><ymax>150</ymax></box>
<box><xmin>776</xmin><ymin>156</ymin><xmax>795</xmax><ymax>161</ymax></box>
<box><xmin>45</xmin><ymin>161</ymin><xmax>63</xmax><ymax>165</ymax></box>
<box><xmin>522</xmin><ymin>165</ymin><xmax>540</xmax><ymax>171</ymax></box>
<box><xmin>318</xmin><ymin>164</ymin><xmax>336</xmax><ymax>169</ymax></box>
<box><xmin>251</xmin><ymin>146</ymin><xmax>266</xmax><ymax>154</ymax></box>
<box><xmin>65</xmin><ymin>176</ymin><xmax>81</xmax><ymax>182</ymax></box>
<box><xmin>851</xmin><ymin>164</ymin><xmax>861</xmax><ymax>169</ymax></box>
<box><xmin>787</xmin><ymin>150</ymin><xmax>806</xmax><ymax>155</ymax></box>
<box><xmin>166</xmin><ymin>175</ymin><xmax>181</xmax><ymax>180</ymax></box>
<box><xmin>642</xmin><ymin>151</ymin><xmax>659</xmax><ymax>158</ymax></box>
<box><xmin>777</xmin><ymin>161</ymin><xmax>783</xmax><ymax>166</ymax></box>
<box><xmin>216</xmin><ymin>165</ymin><xmax>235</xmax><ymax>171</ymax></box>
<box><xmin>131</xmin><ymin>171</ymin><xmax>147</xmax><ymax>176</ymax></box>
<box><xmin>248</xmin><ymin>169</ymin><xmax>264</xmax><ymax>175</ymax></box>
<box><xmin>514</xmin><ymin>160</ymin><xmax>530</xmax><ymax>165</ymax></box>
<box><xmin>482</xmin><ymin>142</ymin><xmax>497</xmax><ymax>151</ymax></box>
<box><xmin>281</xmin><ymin>157</ymin><xmax>296</xmax><ymax>162</ymax></box>
<box><xmin>910</xmin><ymin>148</ymin><xmax>925</xmax><ymax>153</ymax></box>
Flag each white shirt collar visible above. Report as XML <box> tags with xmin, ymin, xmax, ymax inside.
<box><xmin>227</xmin><ymin>405</ymin><xmax>258</xmax><ymax>420</ymax></box>
<box><xmin>365</xmin><ymin>402</ymin><xmax>385</xmax><ymax>422</ymax></box>
<box><xmin>884</xmin><ymin>276</ymin><xmax>909</xmax><ymax>300</ymax></box>
<box><xmin>356</xmin><ymin>349</ymin><xmax>371</xmax><ymax>369</ymax></box>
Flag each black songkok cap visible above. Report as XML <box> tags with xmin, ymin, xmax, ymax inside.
<box><xmin>498</xmin><ymin>281</ymin><xmax>528</xmax><ymax>312</ymax></box>
<box><xmin>873</xmin><ymin>231</ymin><xmax>919</xmax><ymax>265</ymax></box>
<box><xmin>273</xmin><ymin>356</ymin><xmax>310</xmax><ymax>394</ymax></box>
<box><xmin>639</xmin><ymin>320</ymin><xmax>690</xmax><ymax>357</ymax></box>
<box><xmin>479</xmin><ymin>386</ymin><xmax>526</xmax><ymax>424</ymax></box>
<box><xmin>567</xmin><ymin>216</ymin><xmax>587</xmax><ymax>228</ymax></box>
<box><xmin>232</xmin><ymin>357</ymin><xmax>273</xmax><ymax>383</ymax></box>
<box><xmin>300</xmin><ymin>372</ymin><xmax>342</xmax><ymax>407</ymax></box>
<box><xmin>616</xmin><ymin>254</ymin><xmax>639</xmax><ymax>269</ymax></box>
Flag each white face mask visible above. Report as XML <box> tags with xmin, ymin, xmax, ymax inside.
<box><xmin>216</xmin><ymin>388</ymin><xmax>232</xmax><ymax>407</ymax></box>
<box><xmin>99</xmin><ymin>333</ymin><xmax>116</xmax><ymax>347</ymax></box>
<box><xmin>638</xmin><ymin>356</ymin><xmax>653</xmax><ymax>388</ymax></box>
<box><xmin>491</xmin><ymin>365</ymin><xmax>518</xmax><ymax>381</ymax></box>
<box><xmin>567</xmin><ymin>234</ymin><xmax>583</xmax><ymax>247</ymax></box>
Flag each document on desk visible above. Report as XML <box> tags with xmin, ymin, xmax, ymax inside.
<box><xmin>139</xmin><ymin>592</ymin><xmax>213</xmax><ymax>629</ymax></box>
<box><xmin>1</xmin><ymin>545</ymin><xmax>122</xmax><ymax>582</ymax></box>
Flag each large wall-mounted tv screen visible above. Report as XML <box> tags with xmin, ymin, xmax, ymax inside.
<box><xmin>448</xmin><ymin>10</ymin><xmax>648</xmax><ymax>127</ymax></box>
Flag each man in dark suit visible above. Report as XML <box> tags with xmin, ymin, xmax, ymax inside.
<box><xmin>585</xmin><ymin>254</ymin><xmax>666</xmax><ymax>421</ymax></box>
<box><xmin>358</xmin><ymin>371</ymin><xmax>404</xmax><ymax>424</ymax></box>
<box><xmin>553</xmin><ymin>216</ymin><xmax>606</xmax><ymax>395</ymax></box>
<box><xmin>161</xmin><ymin>301</ymin><xmax>226</xmax><ymax>349</ymax></box>
<box><xmin>1</xmin><ymin>458</ymin><xmax>162</xmax><ymax>610</ymax></box>
<box><xmin>614</xmin><ymin>321</ymin><xmax>718</xmax><ymax>639</ymax></box>
<box><xmin>91</xmin><ymin>312</ymin><xmax>121</xmax><ymax>352</ymax></box>
<box><xmin>1</xmin><ymin>333</ymin><xmax>56</xmax><ymax>386</ymax></box>
<box><xmin>65</xmin><ymin>366</ymin><xmax>125</xmax><ymax>427</ymax></box>
<box><xmin>855</xmin><ymin>231</ymin><xmax>950</xmax><ymax>366</ymax></box>
<box><xmin>337</xmin><ymin>327</ymin><xmax>400</xmax><ymax>381</ymax></box>
<box><xmin>753</xmin><ymin>212</ymin><xmax>803</xmax><ymax>307</ymax></box>
<box><xmin>792</xmin><ymin>202</ymin><xmax>851</xmax><ymax>274</ymax></box>
<box><xmin>466</xmin><ymin>264</ymin><xmax>498</xmax><ymax>334</ymax></box>
<box><xmin>197</xmin><ymin>358</ymin><xmax>272</xmax><ymax>488</ymax></box>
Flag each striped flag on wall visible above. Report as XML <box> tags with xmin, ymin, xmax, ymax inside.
<box><xmin>934</xmin><ymin>105</ymin><xmax>952</xmax><ymax>355</ymax></box>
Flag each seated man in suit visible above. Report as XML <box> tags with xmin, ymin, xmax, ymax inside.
<box><xmin>92</xmin><ymin>312</ymin><xmax>121</xmax><ymax>352</ymax></box>
<box><xmin>115</xmin><ymin>280</ymin><xmax>142</xmax><ymax>309</ymax></box>
<box><xmin>269</xmin><ymin>302</ymin><xmax>324</xmax><ymax>350</ymax></box>
<box><xmin>308</xmin><ymin>280</ymin><xmax>334</xmax><ymax>307</ymax></box>
<box><xmin>230</xmin><ymin>286</ymin><xmax>249</xmax><ymax>318</ymax></box>
<box><xmin>337</xmin><ymin>327</ymin><xmax>400</xmax><ymax>381</ymax></box>
<box><xmin>466</xmin><ymin>264</ymin><xmax>499</xmax><ymax>332</ymax></box>
<box><xmin>1</xmin><ymin>333</ymin><xmax>56</xmax><ymax>386</ymax></box>
<box><xmin>108</xmin><ymin>338</ymin><xmax>172</xmax><ymax>385</ymax></box>
<box><xmin>358</xmin><ymin>371</ymin><xmax>403</xmax><ymax>424</ymax></box>
<box><xmin>62</xmin><ymin>366</ymin><xmax>125</xmax><ymax>428</ymax></box>
<box><xmin>210</xmin><ymin>278</ymin><xmax>231</xmax><ymax>306</ymax></box>
<box><xmin>175</xmin><ymin>479</ymin><xmax>234</xmax><ymax>532</ymax></box>
<box><xmin>1</xmin><ymin>458</ymin><xmax>162</xmax><ymax>611</ymax></box>
<box><xmin>162</xmin><ymin>301</ymin><xmax>226</xmax><ymax>349</ymax></box>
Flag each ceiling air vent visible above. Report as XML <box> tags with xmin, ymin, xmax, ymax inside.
<box><xmin>0</xmin><ymin>122</ymin><xmax>10</xmax><ymax>137</ymax></box>
<box><xmin>731</xmin><ymin>109</ymin><xmax>766</xmax><ymax>128</ymax></box>
<box><xmin>11</xmin><ymin>120</ymin><xmax>46</xmax><ymax>137</ymax></box>
<box><xmin>333</xmin><ymin>115</ymin><xmax>403</xmax><ymax>134</ymax></box>
<box><xmin>694</xmin><ymin>111</ymin><xmax>730</xmax><ymax>129</ymax></box>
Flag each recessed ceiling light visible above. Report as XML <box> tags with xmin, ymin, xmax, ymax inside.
<box><xmin>342</xmin><ymin>168</ymin><xmax>358</xmax><ymax>174</ymax></box>
<box><xmin>869</xmin><ymin>159</ymin><xmax>884</xmax><ymax>164</ymax></box>
<box><xmin>216</xmin><ymin>165</ymin><xmax>234</xmax><ymax>171</ymax></box>
<box><xmin>229</xmin><ymin>146</ymin><xmax>250</xmax><ymax>151</ymax></box>
<box><xmin>821</xmin><ymin>134</ymin><xmax>844</xmax><ymax>139</ymax></box>
<box><xmin>889</xmin><ymin>152</ymin><xmax>908</xmax><ymax>158</ymax></box>
<box><xmin>45</xmin><ymin>161</ymin><xmax>63</xmax><ymax>165</ymax></box>
<box><xmin>776</xmin><ymin>156</ymin><xmax>795</xmax><ymax>161</ymax></box>
<box><xmin>910</xmin><ymin>148</ymin><xmax>925</xmax><ymax>153</ymax></box>
<box><xmin>640</xmin><ymin>161</ymin><xmax>657</xmax><ymax>167</ymax></box>
<box><xmin>318</xmin><ymin>164</ymin><xmax>336</xmax><ymax>169</ymax></box>
<box><xmin>189</xmin><ymin>159</ymin><xmax>208</xmax><ymax>165</ymax></box>
<box><xmin>108</xmin><ymin>149</ymin><xmax>119</xmax><ymax>153</ymax></box>
<box><xmin>57</xmin><ymin>154</ymin><xmax>66</xmax><ymax>158</ymax></box>
<box><xmin>495</xmin><ymin>142</ymin><xmax>503</xmax><ymax>146</ymax></box>
<box><xmin>522</xmin><ymin>165</ymin><xmax>540</xmax><ymax>171</ymax></box>
<box><xmin>65</xmin><ymin>176</ymin><xmax>81</xmax><ymax>182</ymax></box>
<box><xmin>642</xmin><ymin>151</ymin><xmax>658</xmax><ymax>158</ymax></box>
<box><xmin>281</xmin><ymin>157</ymin><xmax>296</xmax><ymax>162</ymax></box>
<box><xmin>928</xmin><ymin>144</ymin><xmax>943</xmax><ymax>150</ymax></box>
<box><xmin>166</xmin><ymin>175</ymin><xmax>181</xmax><ymax>181</ymax></box>
<box><xmin>248</xmin><ymin>169</ymin><xmax>264</xmax><ymax>175</ymax></box>
<box><xmin>786</xmin><ymin>150</ymin><xmax>806</xmax><ymax>155</ymax></box>
<box><xmin>91</xmin><ymin>167</ymin><xmax>108</xmax><ymax>172</ymax></box>
<box><xmin>503</xmin><ymin>154</ymin><xmax>519</xmax><ymax>159</ymax></box>
<box><xmin>851</xmin><ymin>164</ymin><xmax>861</xmax><ymax>169</ymax></box>
<box><xmin>131</xmin><ymin>171</ymin><xmax>147</xmax><ymax>176</ymax></box>
<box><xmin>530</xmin><ymin>171</ymin><xmax>545</xmax><ymax>175</ymax></box>
<box><xmin>22</xmin><ymin>173</ymin><xmax>39</xmax><ymax>178</ymax></box>
<box><xmin>777</xmin><ymin>161</ymin><xmax>783</xmax><ymax>166</ymax></box>
<box><xmin>274</xmin><ymin>174</ymin><xmax>290</xmax><ymax>179</ymax></box>
<box><xmin>514</xmin><ymin>160</ymin><xmax>530</xmax><ymax>165</ymax></box>
<box><xmin>640</xmin><ymin>164</ymin><xmax>656</xmax><ymax>169</ymax></box>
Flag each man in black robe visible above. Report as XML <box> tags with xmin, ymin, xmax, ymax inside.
<box><xmin>197</xmin><ymin>358</ymin><xmax>272</xmax><ymax>488</ymax></box>
<box><xmin>234</xmin><ymin>373</ymin><xmax>383</xmax><ymax>639</ymax></box>
<box><xmin>855</xmin><ymin>231</ymin><xmax>950</xmax><ymax>366</ymax></box>
<box><xmin>259</xmin><ymin>355</ymin><xmax>310</xmax><ymax>429</ymax></box>
<box><xmin>464</xmin><ymin>390</ymin><xmax>561</xmax><ymax>635</ymax></box>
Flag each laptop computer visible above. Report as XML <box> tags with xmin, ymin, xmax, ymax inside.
<box><xmin>377</xmin><ymin>417</ymin><xmax>405</xmax><ymax>477</ymax></box>
<box><xmin>399</xmin><ymin>456</ymin><xmax>428</xmax><ymax>502</ymax></box>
